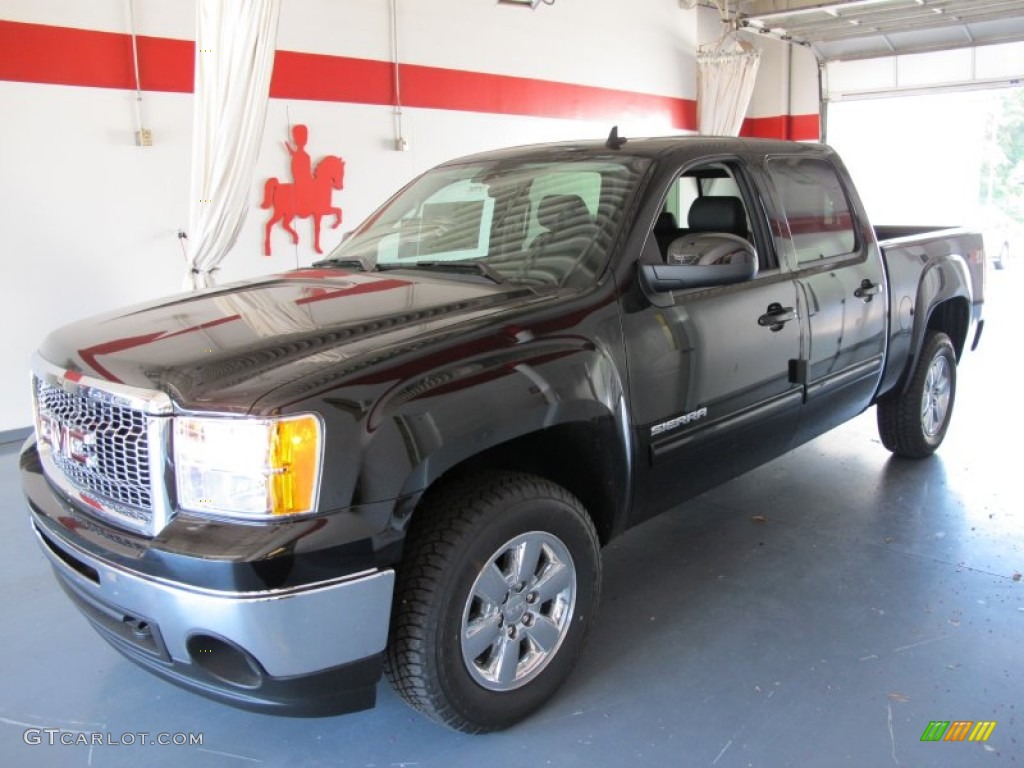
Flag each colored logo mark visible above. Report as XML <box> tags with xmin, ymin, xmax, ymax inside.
<box><xmin>920</xmin><ymin>721</ymin><xmax>996</xmax><ymax>742</ymax></box>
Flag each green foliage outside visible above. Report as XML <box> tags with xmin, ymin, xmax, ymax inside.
<box><xmin>981</xmin><ymin>87</ymin><xmax>1024</xmax><ymax>225</ymax></box>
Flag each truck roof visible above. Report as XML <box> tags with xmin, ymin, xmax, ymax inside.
<box><xmin>439</xmin><ymin>134</ymin><xmax>830</xmax><ymax>167</ymax></box>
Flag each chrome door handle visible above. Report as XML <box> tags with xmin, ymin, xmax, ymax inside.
<box><xmin>758</xmin><ymin>302</ymin><xmax>796</xmax><ymax>331</ymax></box>
<box><xmin>854</xmin><ymin>279</ymin><xmax>881</xmax><ymax>301</ymax></box>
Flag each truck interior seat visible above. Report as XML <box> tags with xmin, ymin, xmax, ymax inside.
<box><xmin>654</xmin><ymin>210</ymin><xmax>685</xmax><ymax>256</ymax></box>
<box><xmin>512</xmin><ymin>194</ymin><xmax>598</xmax><ymax>284</ymax></box>
<box><xmin>687</xmin><ymin>196</ymin><xmax>749</xmax><ymax>241</ymax></box>
<box><xmin>533</xmin><ymin>194</ymin><xmax>593</xmax><ymax>247</ymax></box>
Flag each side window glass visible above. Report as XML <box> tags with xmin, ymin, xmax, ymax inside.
<box><xmin>767</xmin><ymin>158</ymin><xmax>856</xmax><ymax>264</ymax></box>
<box><xmin>651</xmin><ymin>164</ymin><xmax>757</xmax><ymax>265</ymax></box>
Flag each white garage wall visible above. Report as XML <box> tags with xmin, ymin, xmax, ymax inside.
<box><xmin>694</xmin><ymin>8</ymin><xmax>821</xmax><ymax>140</ymax></box>
<box><xmin>745</xmin><ymin>35</ymin><xmax>820</xmax><ymax>138</ymax></box>
<box><xmin>0</xmin><ymin>0</ymin><xmax>818</xmax><ymax>435</ymax></box>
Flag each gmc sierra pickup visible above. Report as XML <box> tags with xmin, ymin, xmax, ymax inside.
<box><xmin>22</xmin><ymin>134</ymin><xmax>985</xmax><ymax>733</ymax></box>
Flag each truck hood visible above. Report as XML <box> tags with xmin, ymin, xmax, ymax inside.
<box><xmin>38</xmin><ymin>268</ymin><xmax>544</xmax><ymax>413</ymax></box>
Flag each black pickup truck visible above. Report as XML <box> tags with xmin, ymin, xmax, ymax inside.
<box><xmin>22</xmin><ymin>135</ymin><xmax>984</xmax><ymax>733</ymax></box>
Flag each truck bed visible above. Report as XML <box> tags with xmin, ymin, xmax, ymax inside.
<box><xmin>874</xmin><ymin>225</ymin><xmax>985</xmax><ymax>399</ymax></box>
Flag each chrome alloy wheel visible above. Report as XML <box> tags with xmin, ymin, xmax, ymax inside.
<box><xmin>921</xmin><ymin>354</ymin><xmax>952</xmax><ymax>438</ymax></box>
<box><xmin>460</xmin><ymin>531</ymin><xmax>577</xmax><ymax>691</ymax></box>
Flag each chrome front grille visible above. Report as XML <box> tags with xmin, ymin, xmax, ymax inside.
<box><xmin>36</xmin><ymin>378</ymin><xmax>153</xmax><ymax>516</ymax></box>
<box><xmin>31</xmin><ymin>358</ymin><xmax>174</xmax><ymax>536</ymax></box>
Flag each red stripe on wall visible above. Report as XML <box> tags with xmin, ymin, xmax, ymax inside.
<box><xmin>270</xmin><ymin>50</ymin><xmax>394</xmax><ymax>106</ymax></box>
<box><xmin>399</xmin><ymin>63</ymin><xmax>697</xmax><ymax>128</ymax></box>
<box><xmin>0</xmin><ymin>20</ymin><xmax>193</xmax><ymax>92</ymax></box>
<box><xmin>136</xmin><ymin>34</ymin><xmax>194</xmax><ymax>92</ymax></box>
<box><xmin>0</xmin><ymin>20</ymin><xmax>137</xmax><ymax>89</ymax></box>
<box><xmin>0</xmin><ymin>20</ymin><xmax>826</xmax><ymax>140</ymax></box>
<box><xmin>274</xmin><ymin>52</ymin><xmax>699</xmax><ymax>128</ymax></box>
<box><xmin>0</xmin><ymin>19</ymin><xmax>696</xmax><ymax>129</ymax></box>
<box><xmin>741</xmin><ymin>114</ymin><xmax>820</xmax><ymax>142</ymax></box>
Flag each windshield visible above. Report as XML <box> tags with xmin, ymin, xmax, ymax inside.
<box><xmin>323</xmin><ymin>155</ymin><xmax>651</xmax><ymax>288</ymax></box>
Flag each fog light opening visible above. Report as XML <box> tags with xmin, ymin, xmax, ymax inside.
<box><xmin>124</xmin><ymin>617</ymin><xmax>151</xmax><ymax>638</ymax></box>
<box><xmin>186</xmin><ymin>634</ymin><xmax>263</xmax><ymax>689</ymax></box>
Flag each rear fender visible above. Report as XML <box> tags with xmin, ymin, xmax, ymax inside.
<box><xmin>898</xmin><ymin>254</ymin><xmax>971</xmax><ymax>395</ymax></box>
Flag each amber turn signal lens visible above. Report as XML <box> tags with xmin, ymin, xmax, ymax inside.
<box><xmin>270</xmin><ymin>416</ymin><xmax>322</xmax><ymax>515</ymax></box>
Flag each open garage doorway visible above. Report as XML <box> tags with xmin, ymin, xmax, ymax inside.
<box><xmin>827</xmin><ymin>86</ymin><xmax>1024</xmax><ymax>271</ymax></box>
<box><xmin>827</xmin><ymin>84</ymin><xmax>1021</xmax><ymax>483</ymax></box>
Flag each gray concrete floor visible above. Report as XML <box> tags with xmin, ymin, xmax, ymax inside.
<box><xmin>1</xmin><ymin>268</ymin><xmax>1020</xmax><ymax>768</ymax></box>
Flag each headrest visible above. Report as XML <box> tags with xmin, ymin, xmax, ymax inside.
<box><xmin>654</xmin><ymin>211</ymin><xmax>679</xmax><ymax>231</ymax></box>
<box><xmin>538</xmin><ymin>195</ymin><xmax>591</xmax><ymax>231</ymax></box>
<box><xmin>688</xmin><ymin>197</ymin><xmax>747</xmax><ymax>237</ymax></box>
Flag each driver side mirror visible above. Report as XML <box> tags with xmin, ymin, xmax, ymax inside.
<box><xmin>640</xmin><ymin>233</ymin><xmax>758</xmax><ymax>292</ymax></box>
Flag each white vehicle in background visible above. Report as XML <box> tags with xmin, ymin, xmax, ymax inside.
<box><xmin>972</xmin><ymin>205</ymin><xmax>1021</xmax><ymax>270</ymax></box>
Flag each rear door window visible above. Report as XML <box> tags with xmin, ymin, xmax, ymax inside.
<box><xmin>766</xmin><ymin>158</ymin><xmax>857</xmax><ymax>264</ymax></box>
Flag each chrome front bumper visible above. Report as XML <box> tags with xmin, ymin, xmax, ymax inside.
<box><xmin>33</xmin><ymin>519</ymin><xmax>395</xmax><ymax>714</ymax></box>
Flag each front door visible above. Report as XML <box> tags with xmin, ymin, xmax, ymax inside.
<box><xmin>623</xmin><ymin>160</ymin><xmax>804</xmax><ymax>523</ymax></box>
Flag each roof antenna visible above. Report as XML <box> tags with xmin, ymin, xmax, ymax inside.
<box><xmin>605</xmin><ymin>125</ymin><xmax>627</xmax><ymax>150</ymax></box>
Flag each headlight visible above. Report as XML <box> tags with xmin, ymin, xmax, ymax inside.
<box><xmin>173</xmin><ymin>414</ymin><xmax>323</xmax><ymax>518</ymax></box>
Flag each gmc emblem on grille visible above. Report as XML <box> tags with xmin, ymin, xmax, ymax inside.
<box><xmin>40</xmin><ymin>416</ymin><xmax>97</xmax><ymax>467</ymax></box>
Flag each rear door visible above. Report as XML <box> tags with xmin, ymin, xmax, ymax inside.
<box><xmin>761</xmin><ymin>154</ymin><xmax>887</xmax><ymax>444</ymax></box>
<box><xmin>623</xmin><ymin>159</ymin><xmax>804</xmax><ymax>523</ymax></box>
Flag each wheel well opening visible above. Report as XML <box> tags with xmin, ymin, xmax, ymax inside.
<box><xmin>423</xmin><ymin>423</ymin><xmax>625</xmax><ymax>546</ymax></box>
<box><xmin>926</xmin><ymin>298</ymin><xmax>968</xmax><ymax>360</ymax></box>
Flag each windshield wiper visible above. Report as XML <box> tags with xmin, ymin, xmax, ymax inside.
<box><xmin>311</xmin><ymin>255</ymin><xmax>377</xmax><ymax>272</ymax></box>
<box><xmin>380</xmin><ymin>260</ymin><xmax>506</xmax><ymax>284</ymax></box>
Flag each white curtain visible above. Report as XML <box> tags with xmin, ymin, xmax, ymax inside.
<box><xmin>696</xmin><ymin>40</ymin><xmax>761</xmax><ymax>137</ymax></box>
<box><xmin>185</xmin><ymin>0</ymin><xmax>282</xmax><ymax>290</ymax></box>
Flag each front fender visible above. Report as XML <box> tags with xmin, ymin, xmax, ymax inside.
<box><xmin>266</xmin><ymin>284</ymin><xmax>632</xmax><ymax>539</ymax></box>
<box><xmin>366</xmin><ymin>336</ymin><xmax>629</xmax><ymax>500</ymax></box>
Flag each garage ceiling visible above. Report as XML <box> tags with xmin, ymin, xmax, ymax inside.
<box><xmin>731</xmin><ymin>0</ymin><xmax>1024</xmax><ymax>60</ymax></box>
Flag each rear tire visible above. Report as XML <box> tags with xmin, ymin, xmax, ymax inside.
<box><xmin>385</xmin><ymin>471</ymin><xmax>601</xmax><ymax>733</ymax></box>
<box><xmin>877</xmin><ymin>330</ymin><xmax>957</xmax><ymax>458</ymax></box>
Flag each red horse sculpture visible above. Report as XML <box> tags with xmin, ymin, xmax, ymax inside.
<box><xmin>262</xmin><ymin>154</ymin><xmax>345</xmax><ymax>256</ymax></box>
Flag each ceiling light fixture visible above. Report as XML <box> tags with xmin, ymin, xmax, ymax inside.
<box><xmin>746</xmin><ymin>0</ymin><xmax>902</xmax><ymax>24</ymax></box>
<box><xmin>496</xmin><ymin>0</ymin><xmax>555</xmax><ymax>8</ymax></box>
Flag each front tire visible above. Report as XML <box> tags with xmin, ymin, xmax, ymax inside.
<box><xmin>385</xmin><ymin>472</ymin><xmax>601</xmax><ymax>733</ymax></box>
<box><xmin>877</xmin><ymin>330</ymin><xmax>957</xmax><ymax>458</ymax></box>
